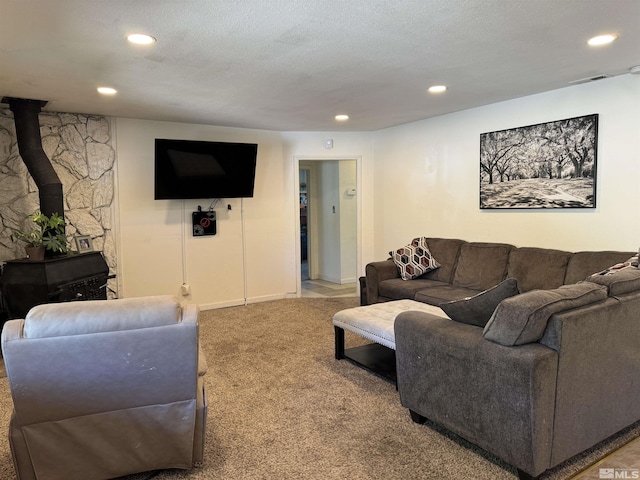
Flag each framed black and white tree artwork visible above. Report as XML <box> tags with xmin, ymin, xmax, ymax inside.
<box><xmin>480</xmin><ymin>114</ymin><xmax>598</xmax><ymax>209</ymax></box>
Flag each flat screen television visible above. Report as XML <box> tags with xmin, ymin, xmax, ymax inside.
<box><xmin>154</xmin><ymin>139</ymin><xmax>258</xmax><ymax>199</ymax></box>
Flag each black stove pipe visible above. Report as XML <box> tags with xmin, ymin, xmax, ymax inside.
<box><xmin>2</xmin><ymin>97</ymin><xmax>65</xmax><ymax>222</ymax></box>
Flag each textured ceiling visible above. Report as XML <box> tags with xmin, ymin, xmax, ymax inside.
<box><xmin>1</xmin><ymin>0</ymin><xmax>639</xmax><ymax>131</ymax></box>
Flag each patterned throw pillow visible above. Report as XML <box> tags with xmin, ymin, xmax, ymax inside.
<box><xmin>390</xmin><ymin>237</ymin><xmax>440</xmax><ymax>280</ymax></box>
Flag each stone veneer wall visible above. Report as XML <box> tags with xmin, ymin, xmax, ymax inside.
<box><xmin>0</xmin><ymin>108</ymin><xmax>118</xmax><ymax>298</ymax></box>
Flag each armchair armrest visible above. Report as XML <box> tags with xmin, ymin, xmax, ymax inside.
<box><xmin>182</xmin><ymin>303</ymin><xmax>208</xmax><ymax>376</ymax></box>
<box><xmin>365</xmin><ymin>260</ymin><xmax>399</xmax><ymax>303</ymax></box>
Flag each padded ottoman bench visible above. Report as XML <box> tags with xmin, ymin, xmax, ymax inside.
<box><xmin>333</xmin><ymin>299</ymin><xmax>448</xmax><ymax>381</ymax></box>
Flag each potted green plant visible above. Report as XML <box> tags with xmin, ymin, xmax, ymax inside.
<box><xmin>11</xmin><ymin>211</ymin><xmax>69</xmax><ymax>260</ymax></box>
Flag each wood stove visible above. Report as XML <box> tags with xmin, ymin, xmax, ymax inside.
<box><xmin>0</xmin><ymin>252</ymin><xmax>109</xmax><ymax>320</ymax></box>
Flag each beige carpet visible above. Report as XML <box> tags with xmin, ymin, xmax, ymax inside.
<box><xmin>0</xmin><ymin>298</ymin><xmax>638</xmax><ymax>479</ymax></box>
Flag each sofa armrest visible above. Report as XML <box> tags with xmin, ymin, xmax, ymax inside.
<box><xmin>394</xmin><ymin>311</ymin><xmax>558</xmax><ymax>477</ymax></box>
<box><xmin>539</xmin><ymin>293</ymin><xmax>640</xmax><ymax>467</ymax></box>
<box><xmin>365</xmin><ymin>260</ymin><xmax>399</xmax><ymax>303</ymax></box>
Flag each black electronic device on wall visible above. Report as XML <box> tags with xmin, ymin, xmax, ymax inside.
<box><xmin>192</xmin><ymin>210</ymin><xmax>217</xmax><ymax>236</ymax></box>
<box><xmin>155</xmin><ymin>138</ymin><xmax>258</xmax><ymax>200</ymax></box>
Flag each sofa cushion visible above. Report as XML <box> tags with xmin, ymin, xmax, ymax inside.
<box><xmin>586</xmin><ymin>264</ymin><xmax>640</xmax><ymax>296</ymax></box>
<box><xmin>452</xmin><ymin>242</ymin><xmax>513</xmax><ymax>291</ymax></box>
<box><xmin>483</xmin><ymin>283</ymin><xmax>607</xmax><ymax>346</ymax></box>
<box><xmin>507</xmin><ymin>247</ymin><xmax>571</xmax><ymax>292</ymax></box>
<box><xmin>420</xmin><ymin>238</ymin><xmax>466</xmax><ymax>283</ymax></box>
<box><xmin>564</xmin><ymin>250</ymin><xmax>636</xmax><ymax>284</ymax></box>
<box><xmin>414</xmin><ymin>285</ymin><xmax>483</xmax><ymax>305</ymax></box>
<box><xmin>379</xmin><ymin>278</ymin><xmax>449</xmax><ymax>300</ymax></box>
<box><xmin>390</xmin><ymin>237</ymin><xmax>440</xmax><ymax>280</ymax></box>
<box><xmin>440</xmin><ymin>278</ymin><xmax>519</xmax><ymax>327</ymax></box>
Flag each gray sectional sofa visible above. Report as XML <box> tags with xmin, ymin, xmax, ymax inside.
<box><xmin>365</xmin><ymin>238</ymin><xmax>640</xmax><ymax>479</ymax></box>
<box><xmin>366</xmin><ymin>238</ymin><xmax>634</xmax><ymax>305</ymax></box>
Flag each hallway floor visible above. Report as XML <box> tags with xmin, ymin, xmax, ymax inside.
<box><xmin>572</xmin><ymin>434</ymin><xmax>640</xmax><ymax>479</ymax></box>
<box><xmin>301</xmin><ymin>278</ymin><xmax>357</xmax><ymax>298</ymax></box>
<box><xmin>300</xmin><ymin>260</ymin><xmax>358</xmax><ymax>299</ymax></box>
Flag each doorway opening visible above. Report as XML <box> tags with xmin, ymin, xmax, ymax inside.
<box><xmin>297</xmin><ymin>158</ymin><xmax>359</xmax><ymax>299</ymax></box>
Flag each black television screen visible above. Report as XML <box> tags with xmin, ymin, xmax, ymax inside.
<box><xmin>154</xmin><ymin>139</ymin><xmax>257</xmax><ymax>199</ymax></box>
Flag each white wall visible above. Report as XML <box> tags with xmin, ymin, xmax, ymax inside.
<box><xmin>317</xmin><ymin>161</ymin><xmax>341</xmax><ymax>282</ymax></box>
<box><xmin>112</xmin><ymin>75</ymin><xmax>638</xmax><ymax>308</ymax></box>
<box><xmin>299</xmin><ymin>161</ymin><xmax>319</xmax><ymax>279</ymax></box>
<box><xmin>312</xmin><ymin>159</ymin><xmax>357</xmax><ymax>284</ymax></box>
<box><xmin>372</xmin><ymin>74</ymin><xmax>640</xmax><ymax>256</ymax></box>
<box><xmin>116</xmin><ymin>125</ymin><xmax>373</xmax><ymax>306</ymax></box>
<box><xmin>339</xmin><ymin>160</ymin><xmax>357</xmax><ymax>283</ymax></box>
<box><xmin>115</xmin><ymin>118</ymin><xmax>288</xmax><ymax>308</ymax></box>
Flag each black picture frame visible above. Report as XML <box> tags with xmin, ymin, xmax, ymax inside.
<box><xmin>480</xmin><ymin>114</ymin><xmax>598</xmax><ymax>209</ymax></box>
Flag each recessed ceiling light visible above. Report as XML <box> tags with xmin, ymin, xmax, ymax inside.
<box><xmin>97</xmin><ymin>87</ymin><xmax>117</xmax><ymax>95</ymax></box>
<box><xmin>335</xmin><ymin>114</ymin><xmax>349</xmax><ymax>121</ymax></box>
<box><xmin>587</xmin><ymin>34</ymin><xmax>618</xmax><ymax>46</ymax></box>
<box><xmin>127</xmin><ymin>33</ymin><xmax>156</xmax><ymax>45</ymax></box>
<box><xmin>428</xmin><ymin>85</ymin><xmax>447</xmax><ymax>94</ymax></box>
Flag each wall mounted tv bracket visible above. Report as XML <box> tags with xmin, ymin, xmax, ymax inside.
<box><xmin>192</xmin><ymin>207</ymin><xmax>216</xmax><ymax>236</ymax></box>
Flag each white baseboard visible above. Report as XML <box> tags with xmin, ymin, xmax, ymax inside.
<box><xmin>245</xmin><ymin>293</ymin><xmax>289</xmax><ymax>304</ymax></box>
<box><xmin>199</xmin><ymin>298</ymin><xmax>247</xmax><ymax>311</ymax></box>
<box><xmin>318</xmin><ymin>274</ymin><xmax>341</xmax><ymax>284</ymax></box>
<box><xmin>198</xmin><ymin>293</ymin><xmax>290</xmax><ymax>310</ymax></box>
<box><xmin>319</xmin><ymin>274</ymin><xmax>357</xmax><ymax>285</ymax></box>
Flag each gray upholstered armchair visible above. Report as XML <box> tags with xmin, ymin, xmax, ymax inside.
<box><xmin>1</xmin><ymin>295</ymin><xmax>207</xmax><ymax>480</ymax></box>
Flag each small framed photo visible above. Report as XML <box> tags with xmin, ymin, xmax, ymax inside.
<box><xmin>75</xmin><ymin>235</ymin><xmax>93</xmax><ymax>253</ymax></box>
